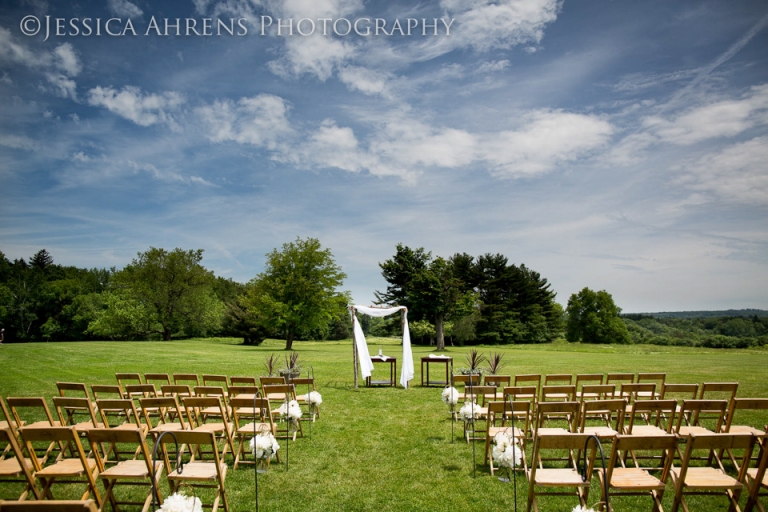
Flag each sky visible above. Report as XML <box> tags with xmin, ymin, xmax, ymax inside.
<box><xmin>1</xmin><ymin>0</ymin><xmax>767</xmax><ymax>313</ymax></box>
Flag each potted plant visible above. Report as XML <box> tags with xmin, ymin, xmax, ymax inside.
<box><xmin>278</xmin><ymin>351</ymin><xmax>301</xmax><ymax>382</ymax></box>
<box><xmin>487</xmin><ymin>352</ymin><xmax>505</xmax><ymax>376</ymax></box>
<box><xmin>263</xmin><ymin>354</ymin><xmax>278</xmax><ymax>377</ymax></box>
<box><xmin>459</xmin><ymin>349</ymin><xmax>486</xmax><ymax>385</ymax></box>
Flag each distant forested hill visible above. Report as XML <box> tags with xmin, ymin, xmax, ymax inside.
<box><xmin>620</xmin><ymin>310</ymin><xmax>768</xmax><ymax>349</ymax></box>
<box><xmin>626</xmin><ymin>309</ymin><xmax>768</xmax><ymax>319</ymax></box>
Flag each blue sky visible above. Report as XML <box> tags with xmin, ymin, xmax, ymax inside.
<box><xmin>1</xmin><ymin>0</ymin><xmax>767</xmax><ymax>313</ymax></box>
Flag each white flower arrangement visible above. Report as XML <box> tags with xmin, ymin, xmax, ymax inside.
<box><xmin>442</xmin><ymin>387</ymin><xmax>459</xmax><ymax>406</ymax></box>
<box><xmin>249</xmin><ymin>432</ymin><xmax>280</xmax><ymax>460</ymax></box>
<box><xmin>307</xmin><ymin>391</ymin><xmax>323</xmax><ymax>405</ymax></box>
<box><xmin>276</xmin><ymin>399</ymin><xmax>303</xmax><ymax>421</ymax></box>
<box><xmin>571</xmin><ymin>507</ymin><xmax>598</xmax><ymax>512</ymax></box>
<box><xmin>158</xmin><ymin>492</ymin><xmax>203</xmax><ymax>512</ymax></box>
<box><xmin>458</xmin><ymin>400</ymin><xmax>481</xmax><ymax>421</ymax></box>
<box><xmin>492</xmin><ymin>431</ymin><xmax>523</xmax><ymax>468</ymax></box>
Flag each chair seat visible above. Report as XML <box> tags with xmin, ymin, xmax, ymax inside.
<box><xmin>607</xmin><ymin>468</ymin><xmax>665</xmax><ymax>490</ymax></box>
<box><xmin>236</xmin><ymin>422</ymin><xmax>275</xmax><ymax>435</ymax></box>
<box><xmin>531</xmin><ymin>468</ymin><xmax>588</xmax><ymax>486</ymax></box>
<box><xmin>747</xmin><ymin>468</ymin><xmax>768</xmax><ymax>487</ymax></box>
<box><xmin>0</xmin><ymin>457</ymin><xmax>39</xmax><ymax>476</ymax></box>
<box><xmin>37</xmin><ymin>457</ymin><xmax>98</xmax><ymax>477</ymax></box>
<box><xmin>168</xmin><ymin>461</ymin><xmax>226</xmax><ymax>481</ymax></box>
<box><xmin>193</xmin><ymin>423</ymin><xmax>227</xmax><ymax>433</ymax></box>
<box><xmin>582</xmin><ymin>426</ymin><xmax>618</xmax><ymax>438</ymax></box>
<box><xmin>677</xmin><ymin>426</ymin><xmax>714</xmax><ymax>436</ymax></box>
<box><xmin>150</xmin><ymin>423</ymin><xmax>186</xmax><ymax>434</ymax></box>
<box><xmin>488</xmin><ymin>426</ymin><xmax>524</xmax><ymax>439</ymax></box>
<box><xmin>671</xmin><ymin>467</ymin><xmax>742</xmax><ymax>490</ymax></box>
<box><xmin>536</xmin><ymin>427</ymin><xmax>569</xmax><ymax>435</ymax></box>
<box><xmin>627</xmin><ymin>425</ymin><xmax>669</xmax><ymax>436</ymax></box>
<box><xmin>729</xmin><ymin>425</ymin><xmax>765</xmax><ymax>436</ymax></box>
<box><xmin>112</xmin><ymin>423</ymin><xmax>148</xmax><ymax>434</ymax></box>
<box><xmin>100</xmin><ymin>460</ymin><xmax>161</xmax><ymax>480</ymax></box>
<box><xmin>73</xmin><ymin>421</ymin><xmax>104</xmax><ymax>433</ymax></box>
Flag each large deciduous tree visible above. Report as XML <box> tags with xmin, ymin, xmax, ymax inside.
<box><xmin>88</xmin><ymin>247</ymin><xmax>222</xmax><ymax>340</ymax></box>
<box><xmin>566</xmin><ymin>287</ymin><xmax>630</xmax><ymax>344</ymax></box>
<box><xmin>242</xmin><ymin>237</ymin><xmax>347</xmax><ymax>351</ymax></box>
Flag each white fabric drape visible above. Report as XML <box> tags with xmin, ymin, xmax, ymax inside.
<box><xmin>350</xmin><ymin>305</ymin><xmax>414</xmax><ymax>389</ymax></box>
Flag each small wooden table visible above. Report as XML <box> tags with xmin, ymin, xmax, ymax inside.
<box><xmin>366</xmin><ymin>356</ymin><xmax>397</xmax><ymax>387</ymax></box>
<box><xmin>421</xmin><ymin>356</ymin><xmax>452</xmax><ymax>387</ymax></box>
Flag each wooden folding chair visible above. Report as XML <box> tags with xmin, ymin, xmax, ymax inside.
<box><xmin>661</xmin><ymin>383</ymin><xmax>700</xmax><ymax>421</ymax></box>
<box><xmin>542</xmin><ymin>375</ymin><xmax>573</xmax><ymax>402</ymax></box>
<box><xmin>182</xmin><ymin>397</ymin><xmax>236</xmax><ymax>461</ymax></box>
<box><xmin>55</xmin><ymin>384</ymin><xmax>97</xmax><ymax>426</ymax></box>
<box><xmin>259</xmin><ymin>377</ymin><xmax>285</xmax><ymax>389</ymax></box>
<box><xmin>19</xmin><ymin>426</ymin><xmax>101</xmax><ymax>507</ymax></box>
<box><xmin>676</xmin><ymin>399</ymin><xmax>728</xmax><ymax>435</ymax></box>
<box><xmin>579</xmin><ymin>399</ymin><xmax>626</xmax><ymax>440</ymax></box>
<box><xmin>540</xmin><ymin>385</ymin><xmax>576</xmax><ymax>403</ymax></box>
<box><xmin>0</xmin><ymin>427</ymin><xmax>42</xmax><ymax>501</ymax></box>
<box><xmin>620</xmin><ymin>383</ymin><xmax>656</xmax><ymax>412</ymax></box>
<box><xmin>746</xmin><ymin>430</ymin><xmax>768</xmax><ymax>512</ymax></box>
<box><xmin>637</xmin><ymin>373</ymin><xmax>665</xmax><ymax>398</ymax></box>
<box><xmin>226</xmin><ymin>386</ymin><xmax>259</xmax><ymax>401</ymax></box>
<box><xmin>699</xmin><ymin>382</ymin><xmax>739</xmax><ymax>426</ymax></box>
<box><xmin>513</xmin><ymin>375</ymin><xmax>542</xmax><ymax>402</ymax></box>
<box><xmin>229</xmin><ymin>396</ymin><xmax>279</xmax><ymax>469</ymax></box>
<box><xmin>143</xmin><ymin>373</ymin><xmax>171</xmax><ymax>389</ymax></box>
<box><xmin>483</xmin><ymin>375</ymin><xmax>511</xmax><ymax>389</ymax></box>
<box><xmin>202</xmin><ymin>375</ymin><xmax>229</xmax><ymax>392</ymax></box>
<box><xmin>544</xmin><ymin>374</ymin><xmax>573</xmax><ymax>388</ymax></box>
<box><xmin>115</xmin><ymin>374</ymin><xmax>143</xmax><ymax>398</ymax></box>
<box><xmin>229</xmin><ymin>376</ymin><xmax>257</xmax><ymax>387</ymax></box>
<box><xmin>158</xmin><ymin>430</ymin><xmax>229</xmax><ymax>512</ymax></box>
<box><xmin>526</xmin><ymin>431</ymin><xmax>596</xmax><ymax>512</ymax></box>
<box><xmin>123</xmin><ymin>384</ymin><xmax>158</xmax><ymax>402</ymax></box>
<box><xmin>173</xmin><ymin>374</ymin><xmax>200</xmax><ymax>387</ymax></box>
<box><xmin>1</xmin><ymin>399</ymin><xmax>22</xmax><ymax>461</ymax></box>
<box><xmin>193</xmin><ymin>387</ymin><xmax>230</xmax><ymax>423</ymax></box>
<box><xmin>725</xmin><ymin>398</ymin><xmax>768</xmax><ymax>472</ymax></box>
<box><xmin>607</xmin><ymin>373</ymin><xmax>635</xmax><ymax>396</ymax></box>
<box><xmin>87</xmin><ymin>427</ymin><xmax>162</xmax><ymax>512</ymax></box>
<box><xmin>484</xmin><ymin>400</ymin><xmax>530</xmax><ymax>475</ymax></box>
<box><xmin>0</xmin><ymin>501</ymin><xmax>98</xmax><ymax>511</ymax></box>
<box><xmin>90</xmin><ymin>385</ymin><xmax>124</xmax><ymax>402</ymax></box>
<box><xmin>670</xmin><ymin>432</ymin><xmax>755</xmax><ymax>512</ymax></box>
<box><xmin>574</xmin><ymin>374</ymin><xmax>604</xmax><ymax>400</ymax></box>
<box><xmin>139</xmin><ymin>397</ymin><xmax>189</xmax><ymax>440</ymax></box>
<box><xmin>535</xmin><ymin>401</ymin><xmax>580</xmax><ymax>434</ymax></box>
<box><xmin>624</xmin><ymin>400</ymin><xmax>677</xmax><ymax>436</ymax></box>
<box><xmin>260</xmin><ymin>385</ymin><xmax>304</xmax><ymax>441</ymax></box>
<box><xmin>597</xmin><ymin>433</ymin><xmax>675</xmax><ymax>511</ymax></box>
<box><xmin>292</xmin><ymin>377</ymin><xmax>320</xmax><ymax>422</ymax></box>
<box><xmin>503</xmin><ymin>387</ymin><xmax>538</xmax><ymax>439</ymax></box>
<box><xmin>7</xmin><ymin>398</ymin><xmax>63</xmax><ymax>464</ymax></box>
<box><xmin>160</xmin><ymin>385</ymin><xmax>194</xmax><ymax>400</ymax></box>
<box><xmin>52</xmin><ymin>398</ymin><xmax>103</xmax><ymax>436</ymax></box>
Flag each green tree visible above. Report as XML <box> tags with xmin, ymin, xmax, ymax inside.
<box><xmin>566</xmin><ymin>287</ymin><xmax>630</xmax><ymax>344</ymax></box>
<box><xmin>89</xmin><ymin>247</ymin><xmax>222</xmax><ymax>340</ymax></box>
<box><xmin>242</xmin><ymin>237</ymin><xmax>347</xmax><ymax>351</ymax></box>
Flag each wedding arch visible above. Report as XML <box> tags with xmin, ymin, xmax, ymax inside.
<box><xmin>348</xmin><ymin>305</ymin><xmax>414</xmax><ymax>389</ymax></box>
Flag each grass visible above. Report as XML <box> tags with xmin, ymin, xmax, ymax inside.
<box><xmin>1</xmin><ymin>337</ymin><xmax>767</xmax><ymax>511</ymax></box>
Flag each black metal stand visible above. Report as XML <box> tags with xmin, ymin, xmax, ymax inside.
<box><xmin>580</xmin><ymin>434</ymin><xmax>610</xmax><ymax>512</ymax></box>
<box><xmin>151</xmin><ymin>431</ymin><xmax>181</xmax><ymax>512</ymax></box>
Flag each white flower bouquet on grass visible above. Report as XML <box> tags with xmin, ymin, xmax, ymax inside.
<box><xmin>158</xmin><ymin>492</ymin><xmax>203</xmax><ymax>512</ymax></box>
<box><xmin>458</xmin><ymin>400</ymin><xmax>482</xmax><ymax>421</ymax></box>
<box><xmin>249</xmin><ymin>432</ymin><xmax>280</xmax><ymax>460</ymax></box>
<box><xmin>441</xmin><ymin>387</ymin><xmax>459</xmax><ymax>406</ymax></box>
<box><xmin>275</xmin><ymin>399</ymin><xmax>303</xmax><ymax>421</ymax></box>
<box><xmin>491</xmin><ymin>431</ymin><xmax>523</xmax><ymax>468</ymax></box>
<box><xmin>307</xmin><ymin>391</ymin><xmax>322</xmax><ymax>405</ymax></box>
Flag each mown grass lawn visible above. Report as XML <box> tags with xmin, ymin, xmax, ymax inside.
<box><xmin>1</xmin><ymin>337</ymin><xmax>767</xmax><ymax>511</ymax></box>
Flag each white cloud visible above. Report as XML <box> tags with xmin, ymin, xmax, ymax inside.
<box><xmin>87</xmin><ymin>86</ymin><xmax>185</xmax><ymax>127</ymax></box>
<box><xmin>338</xmin><ymin>65</ymin><xmax>391</xmax><ymax>96</ymax></box>
<box><xmin>196</xmin><ymin>94</ymin><xmax>294</xmax><ymax>149</ymax></box>
<box><xmin>0</xmin><ymin>133</ymin><xmax>37</xmax><ymax>150</ymax></box>
<box><xmin>643</xmin><ymin>84</ymin><xmax>768</xmax><ymax>145</ymax></box>
<box><xmin>439</xmin><ymin>0</ymin><xmax>561</xmax><ymax>52</ymax></box>
<box><xmin>481</xmin><ymin>110</ymin><xmax>614</xmax><ymax>177</ymax></box>
<box><xmin>45</xmin><ymin>73</ymin><xmax>78</xmax><ymax>100</ymax></box>
<box><xmin>268</xmin><ymin>34</ymin><xmax>355</xmax><ymax>80</ymax></box>
<box><xmin>677</xmin><ymin>136</ymin><xmax>768</xmax><ymax>204</ymax></box>
<box><xmin>53</xmin><ymin>43</ymin><xmax>82</xmax><ymax>76</ymax></box>
<box><xmin>107</xmin><ymin>0</ymin><xmax>144</xmax><ymax>18</ymax></box>
<box><xmin>477</xmin><ymin>60</ymin><xmax>510</xmax><ymax>73</ymax></box>
<box><xmin>0</xmin><ymin>29</ymin><xmax>81</xmax><ymax>77</ymax></box>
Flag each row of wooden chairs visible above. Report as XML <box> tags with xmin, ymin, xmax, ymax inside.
<box><xmin>1</xmin><ymin>424</ymin><xmax>228</xmax><ymax>512</ymax></box>
<box><xmin>526</xmin><ymin>429</ymin><xmax>768</xmax><ymax>512</ymax></box>
<box><xmin>479</xmin><ymin>397</ymin><xmax>768</xmax><ymax>476</ymax></box>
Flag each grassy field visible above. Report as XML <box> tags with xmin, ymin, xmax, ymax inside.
<box><xmin>1</xmin><ymin>337</ymin><xmax>767</xmax><ymax>511</ymax></box>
